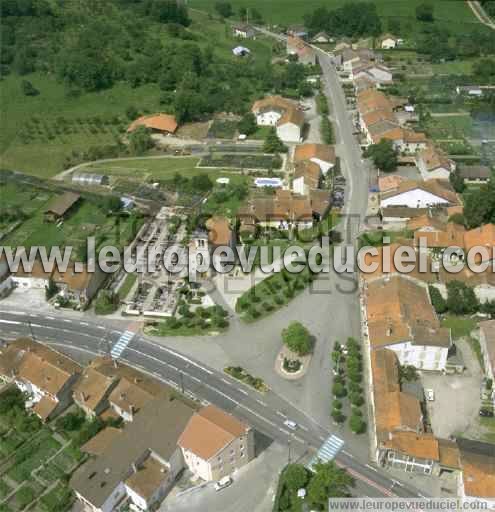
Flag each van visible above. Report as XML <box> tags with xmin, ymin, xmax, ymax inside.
<box><xmin>214</xmin><ymin>476</ymin><xmax>233</xmax><ymax>491</ymax></box>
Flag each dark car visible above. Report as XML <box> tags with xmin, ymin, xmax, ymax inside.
<box><xmin>479</xmin><ymin>409</ymin><xmax>494</xmax><ymax>417</ymax></box>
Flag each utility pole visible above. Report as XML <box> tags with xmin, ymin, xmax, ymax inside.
<box><xmin>27</xmin><ymin>320</ymin><xmax>35</xmax><ymax>341</ymax></box>
<box><xmin>287</xmin><ymin>434</ymin><xmax>292</xmax><ymax>464</ymax></box>
<box><xmin>179</xmin><ymin>370</ymin><xmax>185</xmax><ymax>394</ymax></box>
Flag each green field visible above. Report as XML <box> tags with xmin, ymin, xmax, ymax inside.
<box><xmin>89</xmin><ymin>156</ymin><xmax>249</xmax><ymax>184</ymax></box>
<box><xmin>189</xmin><ymin>0</ymin><xmax>479</xmax><ymax>31</ymax></box>
<box><xmin>1</xmin><ymin>180</ymin><xmax>140</xmax><ymax>254</ymax></box>
<box><xmin>0</xmin><ymin>74</ymin><xmax>164</xmax><ymax>178</ymax></box>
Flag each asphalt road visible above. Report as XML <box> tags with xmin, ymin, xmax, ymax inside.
<box><xmin>0</xmin><ymin>310</ymin><xmax>427</xmax><ymax>499</ymax></box>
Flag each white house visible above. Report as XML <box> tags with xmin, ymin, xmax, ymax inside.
<box><xmin>380</xmin><ymin>180</ymin><xmax>459</xmax><ymax>210</ymax></box>
<box><xmin>251</xmin><ymin>95</ymin><xmax>297</xmax><ymax>126</ymax></box>
<box><xmin>351</xmin><ymin>63</ymin><xmax>393</xmax><ymax>84</ymax></box>
<box><xmin>178</xmin><ymin>405</ymin><xmax>255</xmax><ymax>482</ymax></box>
<box><xmin>292</xmin><ymin>161</ymin><xmax>321</xmax><ymax>195</ymax></box>
<box><xmin>233</xmin><ymin>24</ymin><xmax>255</xmax><ymax>39</ymax></box>
<box><xmin>380</xmin><ymin>34</ymin><xmax>399</xmax><ymax>49</ymax></box>
<box><xmin>364</xmin><ymin>276</ymin><xmax>451</xmax><ymax>372</ymax></box>
<box><xmin>276</xmin><ymin>109</ymin><xmax>305</xmax><ymax>143</ymax></box>
<box><xmin>416</xmin><ymin>145</ymin><xmax>455</xmax><ymax>181</ymax></box>
<box><xmin>293</xmin><ymin>143</ymin><xmax>336</xmax><ymax>175</ymax></box>
<box><xmin>312</xmin><ymin>31</ymin><xmax>331</xmax><ymax>44</ymax></box>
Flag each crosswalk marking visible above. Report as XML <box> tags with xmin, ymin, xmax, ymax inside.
<box><xmin>110</xmin><ymin>330</ymin><xmax>134</xmax><ymax>359</ymax></box>
<box><xmin>307</xmin><ymin>435</ymin><xmax>345</xmax><ymax>471</ymax></box>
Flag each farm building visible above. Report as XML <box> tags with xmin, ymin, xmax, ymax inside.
<box><xmin>44</xmin><ymin>191</ymin><xmax>81</xmax><ymax>222</ymax></box>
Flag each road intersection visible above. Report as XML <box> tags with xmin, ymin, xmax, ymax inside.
<box><xmin>0</xmin><ymin>309</ymin><xmax>426</xmax><ymax>499</ymax></box>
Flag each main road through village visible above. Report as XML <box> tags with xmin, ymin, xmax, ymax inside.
<box><xmin>0</xmin><ymin>43</ymin><xmax>425</xmax><ymax>502</ymax></box>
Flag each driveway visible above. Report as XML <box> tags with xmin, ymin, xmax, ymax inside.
<box><xmin>303</xmin><ymin>97</ymin><xmax>322</xmax><ymax>144</ymax></box>
<box><xmin>421</xmin><ymin>339</ymin><xmax>483</xmax><ymax>439</ymax></box>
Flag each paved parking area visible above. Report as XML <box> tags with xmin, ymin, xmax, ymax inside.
<box><xmin>421</xmin><ymin>340</ymin><xmax>482</xmax><ymax>439</ymax></box>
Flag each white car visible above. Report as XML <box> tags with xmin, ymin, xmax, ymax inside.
<box><xmin>214</xmin><ymin>476</ymin><xmax>233</xmax><ymax>491</ymax></box>
<box><xmin>283</xmin><ymin>419</ymin><xmax>298</xmax><ymax>430</ymax></box>
<box><xmin>425</xmin><ymin>389</ymin><xmax>435</xmax><ymax>401</ymax></box>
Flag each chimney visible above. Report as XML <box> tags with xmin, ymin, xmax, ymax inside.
<box><xmin>131</xmin><ymin>462</ymin><xmax>137</xmax><ymax>473</ymax></box>
<box><xmin>386</xmin><ymin>325</ymin><xmax>392</xmax><ymax>337</ymax></box>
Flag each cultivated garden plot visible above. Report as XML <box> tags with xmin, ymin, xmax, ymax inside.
<box><xmin>199</xmin><ymin>153</ymin><xmax>282</xmax><ymax>170</ymax></box>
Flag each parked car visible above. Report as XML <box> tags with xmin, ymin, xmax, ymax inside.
<box><xmin>425</xmin><ymin>389</ymin><xmax>435</xmax><ymax>401</ymax></box>
<box><xmin>479</xmin><ymin>408</ymin><xmax>494</xmax><ymax>417</ymax></box>
<box><xmin>283</xmin><ymin>419</ymin><xmax>298</xmax><ymax>430</ymax></box>
<box><xmin>214</xmin><ymin>476</ymin><xmax>233</xmax><ymax>491</ymax></box>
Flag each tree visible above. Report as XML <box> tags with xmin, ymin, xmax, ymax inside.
<box><xmin>416</xmin><ymin>3</ymin><xmax>434</xmax><ymax>22</ymax></box>
<box><xmin>263</xmin><ymin>127</ymin><xmax>288</xmax><ymax>153</ymax></box>
<box><xmin>364</xmin><ymin>139</ymin><xmax>398</xmax><ymax>172</ymax></box>
<box><xmin>45</xmin><ymin>278</ymin><xmax>58</xmax><ymax>300</ymax></box>
<box><xmin>282</xmin><ymin>321</ymin><xmax>313</xmax><ymax>356</ymax></box>
<box><xmin>307</xmin><ymin>462</ymin><xmax>354</xmax><ymax>508</ymax></box>
<box><xmin>56</xmin><ymin>411</ymin><xmax>85</xmax><ymax>432</ymax></box>
<box><xmin>128</xmin><ymin>126</ymin><xmax>154</xmax><ymax>155</ymax></box>
<box><xmin>332</xmin><ymin>382</ymin><xmax>347</xmax><ymax>398</ymax></box>
<box><xmin>349</xmin><ymin>392</ymin><xmax>364</xmax><ymax>407</ymax></box>
<box><xmin>449</xmin><ymin>169</ymin><xmax>465</xmax><ymax>194</ymax></box>
<box><xmin>237</xmin><ymin>113</ymin><xmax>257</xmax><ymax>136</ymax></box>
<box><xmin>349</xmin><ymin>413</ymin><xmax>367</xmax><ymax>434</ymax></box>
<box><xmin>446</xmin><ymin>281</ymin><xmax>479</xmax><ymax>315</ymax></box>
<box><xmin>215</xmin><ymin>1</ymin><xmax>233</xmax><ymax>18</ymax></box>
<box><xmin>449</xmin><ymin>213</ymin><xmax>466</xmax><ymax>226</ymax></box>
<box><xmin>21</xmin><ymin>80</ymin><xmax>39</xmax><ymax>96</ymax></box>
<box><xmin>429</xmin><ymin>285</ymin><xmax>447</xmax><ymax>314</ymax></box>
<box><xmin>284</xmin><ymin>464</ymin><xmax>309</xmax><ymax>491</ymax></box>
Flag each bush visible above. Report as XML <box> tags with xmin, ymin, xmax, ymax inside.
<box><xmin>429</xmin><ymin>285</ymin><xmax>447</xmax><ymax>314</ymax></box>
<box><xmin>349</xmin><ymin>414</ymin><xmax>367</xmax><ymax>434</ymax></box>
<box><xmin>282</xmin><ymin>322</ymin><xmax>313</xmax><ymax>356</ymax></box>
<box><xmin>332</xmin><ymin>382</ymin><xmax>347</xmax><ymax>398</ymax></box>
<box><xmin>94</xmin><ymin>290</ymin><xmax>119</xmax><ymax>315</ymax></box>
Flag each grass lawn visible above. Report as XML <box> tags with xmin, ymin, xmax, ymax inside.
<box><xmin>440</xmin><ymin>316</ymin><xmax>477</xmax><ymax>339</ymax></box>
<box><xmin>424</xmin><ymin>114</ymin><xmax>473</xmax><ymax>141</ymax></box>
<box><xmin>189</xmin><ymin>0</ymin><xmax>480</xmax><ymax>36</ymax></box>
<box><xmin>1</xmin><ymin>73</ymin><xmax>163</xmax><ymax>178</ymax></box>
<box><xmin>118</xmin><ymin>273</ymin><xmax>138</xmax><ymax>301</ymax></box>
<box><xmin>236</xmin><ymin>265</ymin><xmax>315</xmax><ymax>322</ymax></box>
<box><xmin>430</xmin><ymin>59</ymin><xmax>477</xmax><ymax>75</ymax></box>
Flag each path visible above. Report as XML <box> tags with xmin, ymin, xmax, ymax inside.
<box><xmin>467</xmin><ymin>1</ymin><xmax>495</xmax><ymax>30</ymax></box>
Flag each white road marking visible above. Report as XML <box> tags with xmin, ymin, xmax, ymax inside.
<box><xmin>97</xmin><ymin>325</ymin><xmax>105</xmax><ymax>330</ymax></box>
<box><xmin>221</xmin><ymin>378</ymin><xmax>230</xmax><ymax>385</ymax></box>
<box><xmin>189</xmin><ymin>376</ymin><xmax>201</xmax><ymax>383</ymax></box>
<box><xmin>238</xmin><ymin>403</ymin><xmax>276</xmax><ymax>427</ymax></box>
<box><xmin>80</xmin><ymin>322</ymin><xmax>89</xmax><ymax>326</ymax></box>
<box><xmin>299</xmin><ymin>424</ymin><xmax>308</xmax><ymax>432</ymax></box>
<box><xmin>45</xmin><ymin>316</ymin><xmax>55</xmax><ymax>320</ymax></box>
<box><xmin>0</xmin><ymin>319</ymin><xmax>21</xmax><ymax>325</ymax></box>
<box><xmin>63</xmin><ymin>319</ymin><xmax>72</xmax><ymax>323</ymax></box>
<box><xmin>276</xmin><ymin>411</ymin><xmax>286</xmax><ymax>418</ymax></box>
<box><xmin>365</xmin><ymin>464</ymin><xmax>378</xmax><ymax>472</ymax></box>
<box><xmin>342</xmin><ymin>450</ymin><xmax>354</xmax><ymax>458</ymax></box>
<box><xmin>256</xmin><ymin>399</ymin><xmax>267</xmax><ymax>407</ymax></box>
<box><xmin>237</xmin><ymin>388</ymin><xmax>248</xmax><ymax>396</ymax></box>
